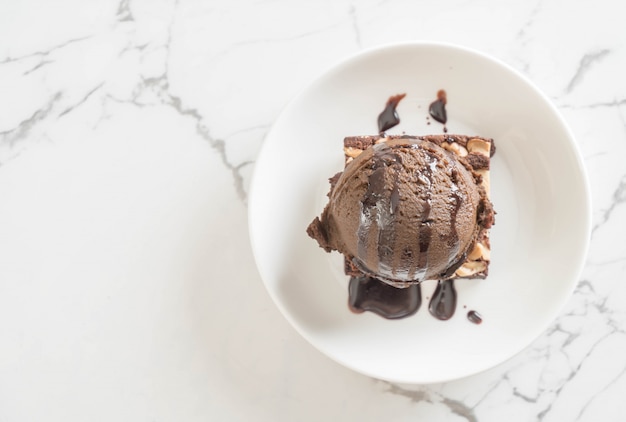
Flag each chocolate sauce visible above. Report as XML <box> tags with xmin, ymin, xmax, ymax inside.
<box><xmin>437</xmin><ymin>166</ymin><xmax>468</xmax><ymax>280</ymax></box>
<box><xmin>357</xmin><ymin>145</ymin><xmax>403</xmax><ymax>277</ymax></box>
<box><xmin>446</xmin><ymin>168</ymin><xmax>463</xmax><ymax>261</ymax></box>
<box><xmin>467</xmin><ymin>310</ymin><xmax>483</xmax><ymax>324</ymax></box>
<box><xmin>348</xmin><ymin>276</ymin><xmax>421</xmax><ymax>319</ymax></box>
<box><xmin>428</xmin><ymin>279</ymin><xmax>457</xmax><ymax>320</ymax></box>
<box><xmin>440</xmin><ymin>252</ymin><xmax>467</xmax><ymax>279</ymax></box>
<box><xmin>428</xmin><ymin>90</ymin><xmax>447</xmax><ymax>124</ymax></box>
<box><xmin>378</xmin><ymin>93</ymin><xmax>406</xmax><ymax>133</ymax></box>
<box><xmin>346</xmin><ymin>90</ymin><xmax>480</xmax><ymax>321</ymax></box>
<box><xmin>416</xmin><ymin>216</ymin><xmax>432</xmax><ymax>279</ymax></box>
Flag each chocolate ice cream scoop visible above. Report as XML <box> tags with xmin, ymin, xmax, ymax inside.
<box><xmin>308</xmin><ymin>138</ymin><xmax>489</xmax><ymax>285</ymax></box>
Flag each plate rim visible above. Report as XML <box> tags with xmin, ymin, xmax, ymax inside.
<box><xmin>248</xmin><ymin>41</ymin><xmax>592</xmax><ymax>384</ymax></box>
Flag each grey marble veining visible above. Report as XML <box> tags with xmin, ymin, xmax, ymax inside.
<box><xmin>0</xmin><ymin>0</ymin><xmax>625</xmax><ymax>420</ymax></box>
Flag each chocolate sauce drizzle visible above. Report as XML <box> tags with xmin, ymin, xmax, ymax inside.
<box><xmin>467</xmin><ymin>310</ymin><xmax>483</xmax><ymax>324</ymax></box>
<box><xmin>349</xmin><ymin>276</ymin><xmax>421</xmax><ymax>319</ymax></box>
<box><xmin>428</xmin><ymin>90</ymin><xmax>447</xmax><ymax>124</ymax></box>
<box><xmin>414</xmin><ymin>152</ymin><xmax>437</xmax><ymax>281</ymax></box>
<box><xmin>438</xmin><ymin>162</ymin><xmax>469</xmax><ymax>280</ymax></box>
<box><xmin>350</xmin><ymin>142</ymin><xmax>465</xmax><ymax>320</ymax></box>
<box><xmin>348</xmin><ymin>278</ymin><xmax>462</xmax><ymax>321</ymax></box>
<box><xmin>428</xmin><ymin>279</ymin><xmax>457</xmax><ymax>320</ymax></box>
<box><xmin>356</xmin><ymin>145</ymin><xmax>403</xmax><ymax>279</ymax></box>
<box><xmin>444</xmin><ymin>169</ymin><xmax>464</xmax><ymax>271</ymax></box>
<box><xmin>346</xmin><ymin>90</ymin><xmax>486</xmax><ymax>321</ymax></box>
<box><xmin>428</xmin><ymin>90</ymin><xmax>448</xmax><ymax>132</ymax></box>
<box><xmin>378</xmin><ymin>94</ymin><xmax>406</xmax><ymax>133</ymax></box>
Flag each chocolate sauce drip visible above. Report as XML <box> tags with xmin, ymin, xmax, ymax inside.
<box><xmin>376</xmin><ymin>150</ymin><xmax>402</xmax><ymax>275</ymax></box>
<box><xmin>378</xmin><ymin>93</ymin><xmax>406</xmax><ymax>133</ymax></box>
<box><xmin>428</xmin><ymin>90</ymin><xmax>447</xmax><ymax>124</ymax></box>
<box><xmin>447</xmin><ymin>168</ymin><xmax>464</xmax><ymax>261</ymax></box>
<box><xmin>448</xmin><ymin>190</ymin><xmax>462</xmax><ymax>244</ymax></box>
<box><xmin>362</xmin><ymin>167</ymin><xmax>386</xmax><ymax>207</ymax></box>
<box><xmin>357</xmin><ymin>145</ymin><xmax>402</xmax><ymax>277</ymax></box>
<box><xmin>348</xmin><ymin>276</ymin><xmax>421</xmax><ymax>319</ymax></box>
<box><xmin>436</xmin><ymin>166</ymin><xmax>467</xmax><ymax>279</ymax></box>
<box><xmin>416</xmin><ymin>218</ymin><xmax>432</xmax><ymax>276</ymax></box>
<box><xmin>440</xmin><ymin>251</ymin><xmax>467</xmax><ymax>279</ymax></box>
<box><xmin>358</xmin><ymin>156</ymin><xmax>384</xmax><ymax>263</ymax></box>
<box><xmin>428</xmin><ymin>279</ymin><xmax>457</xmax><ymax>320</ymax></box>
<box><xmin>413</xmin><ymin>152</ymin><xmax>437</xmax><ymax>280</ymax></box>
<box><xmin>467</xmin><ymin>310</ymin><xmax>483</xmax><ymax>324</ymax></box>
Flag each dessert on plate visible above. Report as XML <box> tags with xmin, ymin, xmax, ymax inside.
<box><xmin>307</xmin><ymin>134</ymin><xmax>495</xmax><ymax>289</ymax></box>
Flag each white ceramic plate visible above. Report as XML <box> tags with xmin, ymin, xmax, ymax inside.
<box><xmin>248</xmin><ymin>42</ymin><xmax>591</xmax><ymax>384</ymax></box>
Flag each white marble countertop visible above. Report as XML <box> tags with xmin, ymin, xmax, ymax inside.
<box><xmin>1</xmin><ymin>0</ymin><xmax>625</xmax><ymax>420</ymax></box>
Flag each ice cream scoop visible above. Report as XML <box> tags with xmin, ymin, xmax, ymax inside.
<box><xmin>307</xmin><ymin>138</ymin><xmax>490</xmax><ymax>286</ymax></box>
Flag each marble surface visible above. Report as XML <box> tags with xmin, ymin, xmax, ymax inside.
<box><xmin>0</xmin><ymin>0</ymin><xmax>624</xmax><ymax>420</ymax></box>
